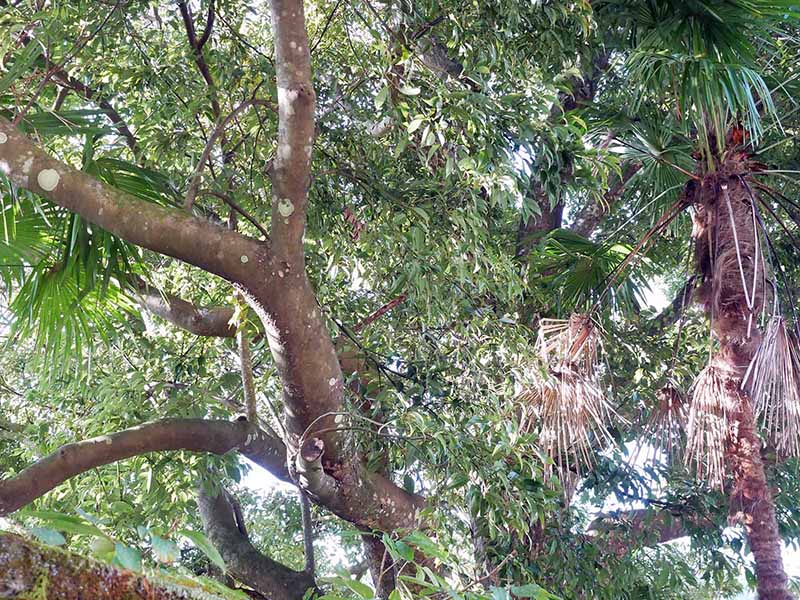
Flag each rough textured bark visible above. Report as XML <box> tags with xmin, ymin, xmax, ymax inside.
<box><xmin>198</xmin><ymin>489</ymin><xmax>316</xmax><ymax>600</ymax></box>
<box><xmin>692</xmin><ymin>160</ymin><xmax>793</xmax><ymax>600</ymax></box>
<box><xmin>0</xmin><ymin>418</ymin><xmax>289</xmax><ymax>515</ymax></box>
<box><xmin>729</xmin><ymin>395</ymin><xmax>792</xmax><ymax>600</ymax></box>
<box><xmin>0</xmin><ymin>532</ymin><xmax>240</xmax><ymax>599</ymax></box>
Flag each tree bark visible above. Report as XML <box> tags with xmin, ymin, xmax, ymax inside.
<box><xmin>0</xmin><ymin>532</ymin><xmax>240</xmax><ymax>599</ymax></box>
<box><xmin>0</xmin><ymin>418</ymin><xmax>290</xmax><ymax>516</ymax></box>
<box><xmin>692</xmin><ymin>163</ymin><xmax>793</xmax><ymax>600</ymax></box>
<box><xmin>729</xmin><ymin>395</ymin><xmax>793</xmax><ymax>600</ymax></box>
<box><xmin>0</xmin><ymin>0</ymin><xmax>427</xmax><ymax>534</ymax></box>
<box><xmin>133</xmin><ymin>277</ymin><xmax>237</xmax><ymax>338</ymax></box>
<box><xmin>198</xmin><ymin>488</ymin><xmax>316</xmax><ymax>600</ymax></box>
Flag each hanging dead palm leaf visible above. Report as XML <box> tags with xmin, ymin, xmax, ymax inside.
<box><xmin>517</xmin><ymin>315</ymin><xmax>620</xmax><ymax>479</ymax></box>
<box><xmin>685</xmin><ymin>365</ymin><xmax>734</xmax><ymax>489</ymax></box>
<box><xmin>629</xmin><ymin>382</ymin><xmax>687</xmax><ymax>467</ymax></box>
<box><xmin>743</xmin><ymin>316</ymin><xmax>800</xmax><ymax>457</ymax></box>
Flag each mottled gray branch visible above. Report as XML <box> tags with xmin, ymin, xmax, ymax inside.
<box><xmin>198</xmin><ymin>488</ymin><xmax>316</xmax><ymax>600</ymax></box>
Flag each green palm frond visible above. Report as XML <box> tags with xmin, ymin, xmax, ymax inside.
<box><xmin>86</xmin><ymin>158</ymin><xmax>179</xmax><ymax>206</ymax></box>
<box><xmin>612</xmin><ymin>119</ymin><xmax>696</xmax><ymax>222</ymax></box>
<box><xmin>0</xmin><ymin>190</ymin><xmax>55</xmax><ymax>287</ymax></box>
<box><xmin>599</xmin><ymin>0</ymin><xmax>799</xmax><ymax>158</ymax></box>
<box><xmin>8</xmin><ymin>262</ymin><xmax>136</xmax><ymax>364</ymax></box>
<box><xmin>9</xmin><ymin>109</ymin><xmax>114</xmax><ymax>137</ymax></box>
<box><xmin>530</xmin><ymin>228</ymin><xmax>654</xmax><ymax>314</ymax></box>
<box><xmin>0</xmin><ymin>169</ymin><xmax>143</xmax><ymax>367</ymax></box>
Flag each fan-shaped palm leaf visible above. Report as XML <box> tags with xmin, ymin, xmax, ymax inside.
<box><xmin>517</xmin><ymin>315</ymin><xmax>622</xmax><ymax>479</ymax></box>
<box><xmin>685</xmin><ymin>365</ymin><xmax>731</xmax><ymax>488</ymax></box>
<box><xmin>743</xmin><ymin>316</ymin><xmax>800</xmax><ymax>456</ymax></box>
<box><xmin>599</xmin><ymin>0</ymin><xmax>799</xmax><ymax>157</ymax></box>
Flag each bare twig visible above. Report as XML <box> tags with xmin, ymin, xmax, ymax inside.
<box><xmin>197</xmin><ymin>189</ymin><xmax>270</xmax><ymax>239</ymax></box>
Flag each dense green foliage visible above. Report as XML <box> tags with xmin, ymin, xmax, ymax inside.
<box><xmin>2</xmin><ymin>1</ymin><xmax>800</xmax><ymax>598</ymax></box>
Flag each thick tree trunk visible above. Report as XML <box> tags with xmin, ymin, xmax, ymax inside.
<box><xmin>693</xmin><ymin>160</ymin><xmax>793</xmax><ymax>600</ymax></box>
<box><xmin>198</xmin><ymin>489</ymin><xmax>316</xmax><ymax>600</ymax></box>
<box><xmin>729</xmin><ymin>395</ymin><xmax>793</xmax><ymax>600</ymax></box>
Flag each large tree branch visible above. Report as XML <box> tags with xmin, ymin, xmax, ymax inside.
<box><xmin>0</xmin><ymin>418</ymin><xmax>289</xmax><ymax>516</ymax></box>
<box><xmin>0</xmin><ymin>3</ymin><xmax>426</xmax><ymax>536</ymax></box>
<box><xmin>133</xmin><ymin>277</ymin><xmax>237</xmax><ymax>338</ymax></box>
<box><xmin>0</xmin><ymin>118</ymin><xmax>264</xmax><ymax>286</ymax></box>
<box><xmin>0</xmin><ymin>532</ymin><xmax>242</xmax><ymax>600</ymax></box>
<box><xmin>255</xmin><ymin>0</ymin><xmax>347</xmax><ymax>466</ymax></box>
<box><xmin>269</xmin><ymin>0</ymin><xmax>315</xmax><ymax>260</ymax></box>
<box><xmin>571</xmin><ymin>162</ymin><xmax>642</xmax><ymax>238</ymax></box>
<box><xmin>198</xmin><ymin>488</ymin><xmax>315</xmax><ymax>600</ymax></box>
<box><xmin>588</xmin><ymin>507</ymin><xmax>710</xmax><ymax>552</ymax></box>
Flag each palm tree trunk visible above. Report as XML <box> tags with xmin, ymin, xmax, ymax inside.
<box><xmin>694</xmin><ymin>162</ymin><xmax>794</xmax><ymax>600</ymax></box>
<box><xmin>729</xmin><ymin>392</ymin><xmax>793</xmax><ymax>600</ymax></box>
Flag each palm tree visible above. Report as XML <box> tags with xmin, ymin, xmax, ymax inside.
<box><xmin>521</xmin><ymin>2</ymin><xmax>800</xmax><ymax>597</ymax></box>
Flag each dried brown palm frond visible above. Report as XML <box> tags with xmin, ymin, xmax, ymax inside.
<box><xmin>517</xmin><ymin>314</ymin><xmax>620</xmax><ymax>479</ymax></box>
<box><xmin>685</xmin><ymin>365</ymin><xmax>733</xmax><ymax>489</ymax></box>
<box><xmin>629</xmin><ymin>382</ymin><xmax>687</xmax><ymax>466</ymax></box>
<box><xmin>743</xmin><ymin>316</ymin><xmax>800</xmax><ymax>457</ymax></box>
<box><xmin>536</xmin><ymin>314</ymin><xmax>599</xmax><ymax>376</ymax></box>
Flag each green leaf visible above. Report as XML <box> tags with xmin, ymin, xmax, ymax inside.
<box><xmin>407</xmin><ymin>118</ymin><xmax>424</xmax><ymax>133</ymax></box>
<box><xmin>0</xmin><ymin>43</ymin><xmax>41</xmax><ymax>94</ymax></box>
<box><xmin>113</xmin><ymin>543</ymin><xmax>142</xmax><ymax>572</ymax></box>
<box><xmin>403</xmin><ymin>532</ymin><xmax>445</xmax><ymax>559</ymax></box>
<box><xmin>398</xmin><ymin>85</ymin><xmax>421</xmax><ymax>96</ymax></box>
<box><xmin>28</xmin><ymin>526</ymin><xmax>66</xmax><ymax>546</ymax></box>
<box><xmin>394</xmin><ymin>540</ymin><xmax>414</xmax><ymax>561</ymax></box>
<box><xmin>334</xmin><ymin>576</ymin><xmax>374</xmax><ymax>599</ymax></box>
<box><xmin>179</xmin><ymin>529</ymin><xmax>226</xmax><ymax>571</ymax></box>
<box><xmin>24</xmin><ymin>510</ymin><xmax>106</xmax><ymax>537</ymax></box>
<box><xmin>151</xmin><ymin>534</ymin><xmax>180</xmax><ymax>564</ymax></box>
<box><xmin>491</xmin><ymin>587</ymin><xmax>511</xmax><ymax>600</ymax></box>
<box><xmin>511</xmin><ymin>583</ymin><xmax>560</xmax><ymax>599</ymax></box>
<box><xmin>374</xmin><ymin>86</ymin><xmax>390</xmax><ymax>109</ymax></box>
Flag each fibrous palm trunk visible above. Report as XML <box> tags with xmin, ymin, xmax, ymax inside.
<box><xmin>692</xmin><ymin>155</ymin><xmax>793</xmax><ymax>600</ymax></box>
